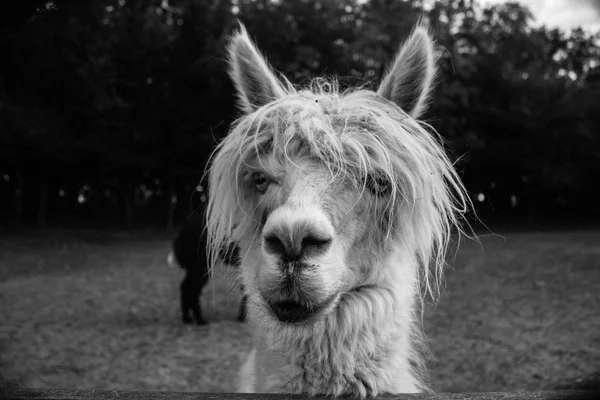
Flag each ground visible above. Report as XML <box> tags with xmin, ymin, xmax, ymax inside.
<box><xmin>0</xmin><ymin>230</ymin><xmax>598</xmax><ymax>392</ymax></box>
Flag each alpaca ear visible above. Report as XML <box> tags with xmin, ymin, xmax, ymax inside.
<box><xmin>377</xmin><ymin>24</ymin><xmax>437</xmax><ymax>119</ymax></box>
<box><xmin>227</xmin><ymin>23</ymin><xmax>286</xmax><ymax>114</ymax></box>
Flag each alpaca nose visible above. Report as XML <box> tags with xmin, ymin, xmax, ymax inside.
<box><xmin>263</xmin><ymin>223</ymin><xmax>332</xmax><ymax>261</ymax></box>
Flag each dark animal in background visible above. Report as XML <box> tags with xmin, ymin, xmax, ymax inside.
<box><xmin>168</xmin><ymin>212</ymin><xmax>247</xmax><ymax>325</ymax></box>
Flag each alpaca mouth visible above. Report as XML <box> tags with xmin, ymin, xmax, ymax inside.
<box><xmin>268</xmin><ymin>294</ymin><xmax>337</xmax><ymax>324</ymax></box>
<box><xmin>270</xmin><ymin>300</ymin><xmax>316</xmax><ymax>323</ymax></box>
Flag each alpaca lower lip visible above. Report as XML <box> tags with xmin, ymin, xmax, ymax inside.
<box><xmin>270</xmin><ymin>300</ymin><xmax>315</xmax><ymax>323</ymax></box>
<box><xmin>269</xmin><ymin>294</ymin><xmax>337</xmax><ymax>323</ymax></box>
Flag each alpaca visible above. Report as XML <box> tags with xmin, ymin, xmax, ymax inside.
<box><xmin>206</xmin><ymin>22</ymin><xmax>471</xmax><ymax>396</ymax></box>
<box><xmin>168</xmin><ymin>211</ymin><xmax>247</xmax><ymax>325</ymax></box>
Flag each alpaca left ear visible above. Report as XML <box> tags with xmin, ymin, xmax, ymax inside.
<box><xmin>377</xmin><ymin>24</ymin><xmax>437</xmax><ymax>119</ymax></box>
<box><xmin>227</xmin><ymin>23</ymin><xmax>286</xmax><ymax>114</ymax></box>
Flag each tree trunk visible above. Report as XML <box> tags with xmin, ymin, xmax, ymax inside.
<box><xmin>124</xmin><ymin>181</ymin><xmax>134</xmax><ymax>229</ymax></box>
<box><xmin>166</xmin><ymin>181</ymin><xmax>177</xmax><ymax>233</ymax></box>
<box><xmin>14</xmin><ymin>170</ymin><xmax>24</xmax><ymax>227</ymax></box>
<box><xmin>38</xmin><ymin>179</ymin><xmax>48</xmax><ymax>229</ymax></box>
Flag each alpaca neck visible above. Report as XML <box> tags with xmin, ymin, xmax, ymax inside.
<box><xmin>251</xmin><ymin>249</ymin><xmax>423</xmax><ymax>396</ymax></box>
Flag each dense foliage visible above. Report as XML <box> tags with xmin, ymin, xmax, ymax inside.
<box><xmin>1</xmin><ymin>0</ymin><xmax>599</xmax><ymax>229</ymax></box>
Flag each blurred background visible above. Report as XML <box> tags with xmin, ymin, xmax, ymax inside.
<box><xmin>0</xmin><ymin>0</ymin><xmax>599</xmax><ymax>395</ymax></box>
<box><xmin>1</xmin><ymin>0</ymin><xmax>599</xmax><ymax>231</ymax></box>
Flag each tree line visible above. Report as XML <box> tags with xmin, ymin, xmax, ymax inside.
<box><xmin>1</xmin><ymin>0</ymin><xmax>599</xmax><ymax>230</ymax></box>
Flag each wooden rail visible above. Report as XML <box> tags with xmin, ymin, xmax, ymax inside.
<box><xmin>1</xmin><ymin>388</ymin><xmax>598</xmax><ymax>400</ymax></box>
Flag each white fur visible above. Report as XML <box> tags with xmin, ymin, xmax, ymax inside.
<box><xmin>206</xmin><ymin>22</ymin><xmax>472</xmax><ymax>397</ymax></box>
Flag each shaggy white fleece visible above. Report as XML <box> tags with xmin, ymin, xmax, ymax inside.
<box><xmin>206</xmin><ymin>21</ymin><xmax>471</xmax><ymax>397</ymax></box>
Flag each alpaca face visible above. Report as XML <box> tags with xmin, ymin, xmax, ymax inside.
<box><xmin>239</xmin><ymin>150</ymin><xmax>392</xmax><ymax>324</ymax></box>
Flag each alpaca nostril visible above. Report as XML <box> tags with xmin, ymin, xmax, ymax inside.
<box><xmin>264</xmin><ymin>234</ymin><xmax>286</xmax><ymax>256</ymax></box>
<box><xmin>301</xmin><ymin>235</ymin><xmax>332</xmax><ymax>256</ymax></box>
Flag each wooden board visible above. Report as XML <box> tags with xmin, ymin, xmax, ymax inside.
<box><xmin>1</xmin><ymin>389</ymin><xmax>599</xmax><ymax>400</ymax></box>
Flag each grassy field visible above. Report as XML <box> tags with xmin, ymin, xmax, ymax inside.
<box><xmin>0</xmin><ymin>230</ymin><xmax>599</xmax><ymax>393</ymax></box>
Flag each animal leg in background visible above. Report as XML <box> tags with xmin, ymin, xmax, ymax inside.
<box><xmin>180</xmin><ymin>271</ymin><xmax>208</xmax><ymax>325</ymax></box>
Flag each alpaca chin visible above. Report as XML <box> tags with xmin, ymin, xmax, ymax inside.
<box><xmin>256</xmin><ymin>268</ymin><xmax>342</xmax><ymax>325</ymax></box>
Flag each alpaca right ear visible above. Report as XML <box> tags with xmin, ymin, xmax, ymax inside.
<box><xmin>377</xmin><ymin>24</ymin><xmax>438</xmax><ymax>119</ymax></box>
<box><xmin>227</xmin><ymin>23</ymin><xmax>286</xmax><ymax>114</ymax></box>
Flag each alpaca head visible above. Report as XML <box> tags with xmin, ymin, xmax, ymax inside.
<box><xmin>207</xmin><ymin>23</ymin><xmax>470</xmax><ymax>327</ymax></box>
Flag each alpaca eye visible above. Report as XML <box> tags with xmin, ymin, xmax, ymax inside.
<box><xmin>253</xmin><ymin>172</ymin><xmax>270</xmax><ymax>193</ymax></box>
<box><xmin>366</xmin><ymin>174</ymin><xmax>391</xmax><ymax>195</ymax></box>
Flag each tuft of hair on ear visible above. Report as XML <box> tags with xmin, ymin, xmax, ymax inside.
<box><xmin>227</xmin><ymin>21</ymin><xmax>286</xmax><ymax>114</ymax></box>
<box><xmin>377</xmin><ymin>20</ymin><xmax>439</xmax><ymax>120</ymax></box>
